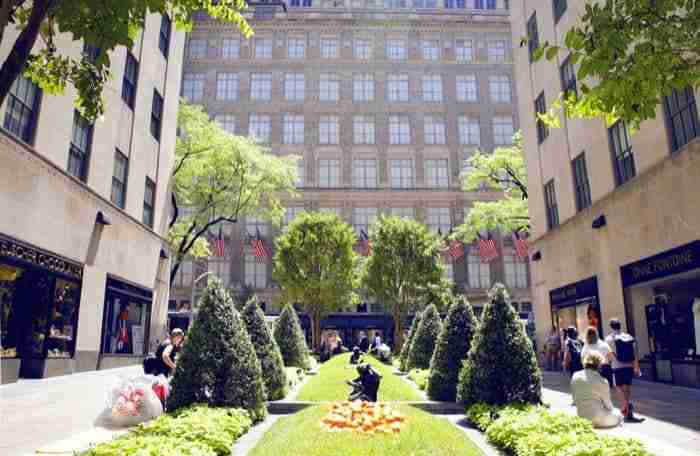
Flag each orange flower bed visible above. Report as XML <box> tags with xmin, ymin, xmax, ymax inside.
<box><xmin>319</xmin><ymin>401</ymin><xmax>407</xmax><ymax>435</ymax></box>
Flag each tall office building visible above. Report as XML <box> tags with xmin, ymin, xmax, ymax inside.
<box><xmin>512</xmin><ymin>1</ymin><xmax>700</xmax><ymax>386</ymax></box>
<box><xmin>170</xmin><ymin>0</ymin><xmax>533</xmax><ymax>335</ymax></box>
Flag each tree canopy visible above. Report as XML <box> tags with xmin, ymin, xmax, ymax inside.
<box><xmin>0</xmin><ymin>0</ymin><xmax>251</xmax><ymax>121</ymax></box>
<box><xmin>168</xmin><ymin>103</ymin><xmax>299</xmax><ymax>284</ymax></box>
<box><xmin>273</xmin><ymin>211</ymin><xmax>360</xmax><ymax>351</ymax></box>
<box><xmin>530</xmin><ymin>0</ymin><xmax>700</xmax><ymax>129</ymax></box>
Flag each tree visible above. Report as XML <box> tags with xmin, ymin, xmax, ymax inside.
<box><xmin>241</xmin><ymin>298</ymin><xmax>288</xmax><ymax>401</ymax></box>
<box><xmin>530</xmin><ymin>0</ymin><xmax>700</xmax><ymax>129</ymax></box>
<box><xmin>453</xmin><ymin>133</ymin><xmax>529</xmax><ymax>245</ymax></box>
<box><xmin>363</xmin><ymin>216</ymin><xmax>445</xmax><ymax>353</ymax></box>
<box><xmin>273</xmin><ymin>304</ymin><xmax>310</xmax><ymax>370</ymax></box>
<box><xmin>427</xmin><ymin>296</ymin><xmax>478</xmax><ymax>402</ymax></box>
<box><xmin>398</xmin><ymin>310</ymin><xmax>421</xmax><ymax>373</ymax></box>
<box><xmin>406</xmin><ymin>304</ymin><xmax>442</xmax><ymax>371</ymax></box>
<box><xmin>273</xmin><ymin>212</ymin><xmax>360</xmax><ymax>351</ymax></box>
<box><xmin>168</xmin><ymin>277</ymin><xmax>267</xmax><ymax>421</ymax></box>
<box><xmin>168</xmin><ymin>103</ymin><xmax>299</xmax><ymax>285</ymax></box>
<box><xmin>0</xmin><ymin>1</ymin><xmax>251</xmax><ymax>121</ymax></box>
<box><xmin>457</xmin><ymin>283</ymin><xmax>542</xmax><ymax>406</ymax></box>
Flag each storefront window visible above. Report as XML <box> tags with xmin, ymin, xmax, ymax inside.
<box><xmin>101</xmin><ymin>279</ymin><xmax>152</xmax><ymax>356</ymax></box>
<box><xmin>46</xmin><ymin>279</ymin><xmax>79</xmax><ymax>358</ymax></box>
<box><xmin>550</xmin><ymin>276</ymin><xmax>602</xmax><ymax>338</ymax></box>
<box><xmin>0</xmin><ymin>263</ymin><xmax>22</xmax><ymax>358</ymax></box>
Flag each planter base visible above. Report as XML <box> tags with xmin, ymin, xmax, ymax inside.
<box><xmin>1</xmin><ymin>358</ymin><xmax>21</xmax><ymax>384</ymax></box>
<box><xmin>20</xmin><ymin>357</ymin><xmax>77</xmax><ymax>378</ymax></box>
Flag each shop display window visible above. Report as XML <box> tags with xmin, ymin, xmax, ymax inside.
<box><xmin>102</xmin><ymin>293</ymin><xmax>151</xmax><ymax>355</ymax></box>
<box><xmin>0</xmin><ymin>263</ymin><xmax>22</xmax><ymax>358</ymax></box>
<box><xmin>553</xmin><ymin>300</ymin><xmax>601</xmax><ymax>339</ymax></box>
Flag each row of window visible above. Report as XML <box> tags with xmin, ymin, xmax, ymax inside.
<box><xmin>215</xmin><ymin>113</ymin><xmax>514</xmax><ymax>147</ymax></box>
<box><xmin>186</xmin><ymin>36</ymin><xmax>508</xmax><ymax>63</ymax></box>
<box><xmin>285</xmin><ymin>0</ymin><xmax>500</xmax><ymax>9</ymax></box>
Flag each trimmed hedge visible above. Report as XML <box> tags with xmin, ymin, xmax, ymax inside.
<box><xmin>407</xmin><ymin>368</ymin><xmax>430</xmax><ymax>390</ymax></box>
<box><xmin>426</xmin><ymin>296</ymin><xmax>477</xmax><ymax>401</ymax></box>
<box><xmin>241</xmin><ymin>298</ymin><xmax>288</xmax><ymax>400</ymax></box>
<box><xmin>273</xmin><ymin>304</ymin><xmax>310</xmax><ymax>370</ymax></box>
<box><xmin>398</xmin><ymin>310</ymin><xmax>422</xmax><ymax>372</ymax></box>
<box><xmin>407</xmin><ymin>304</ymin><xmax>442</xmax><ymax>370</ymax></box>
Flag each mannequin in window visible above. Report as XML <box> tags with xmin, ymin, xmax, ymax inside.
<box><xmin>116</xmin><ymin>305</ymin><xmax>130</xmax><ymax>353</ymax></box>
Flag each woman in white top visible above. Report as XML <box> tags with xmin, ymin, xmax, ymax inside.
<box><xmin>581</xmin><ymin>326</ymin><xmax>613</xmax><ymax>387</ymax></box>
<box><xmin>571</xmin><ymin>352</ymin><xmax>622</xmax><ymax>429</ymax></box>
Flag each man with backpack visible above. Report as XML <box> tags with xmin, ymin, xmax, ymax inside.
<box><xmin>605</xmin><ymin>318</ymin><xmax>644</xmax><ymax>423</ymax></box>
<box><xmin>563</xmin><ymin>326</ymin><xmax>584</xmax><ymax>376</ymax></box>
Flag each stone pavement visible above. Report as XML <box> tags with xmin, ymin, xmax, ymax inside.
<box><xmin>0</xmin><ymin>365</ymin><xmax>142</xmax><ymax>456</ymax></box>
<box><xmin>541</xmin><ymin>371</ymin><xmax>700</xmax><ymax>456</ymax></box>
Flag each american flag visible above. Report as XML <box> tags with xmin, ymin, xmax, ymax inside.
<box><xmin>448</xmin><ymin>239</ymin><xmax>465</xmax><ymax>261</ymax></box>
<box><xmin>356</xmin><ymin>229</ymin><xmax>372</xmax><ymax>257</ymax></box>
<box><xmin>211</xmin><ymin>226</ymin><xmax>225</xmax><ymax>257</ymax></box>
<box><xmin>477</xmin><ymin>233</ymin><xmax>499</xmax><ymax>263</ymax></box>
<box><xmin>250</xmin><ymin>227</ymin><xmax>269</xmax><ymax>260</ymax></box>
<box><xmin>513</xmin><ymin>231</ymin><xmax>530</xmax><ymax>261</ymax></box>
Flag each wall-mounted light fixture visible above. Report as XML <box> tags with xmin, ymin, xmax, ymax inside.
<box><xmin>96</xmin><ymin>211</ymin><xmax>111</xmax><ymax>226</ymax></box>
<box><xmin>592</xmin><ymin>214</ymin><xmax>607</xmax><ymax>230</ymax></box>
<box><xmin>531</xmin><ymin>251</ymin><xmax>542</xmax><ymax>262</ymax></box>
<box><xmin>160</xmin><ymin>248</ymin><xmax>169</xmax><ymax>260</ymax></box>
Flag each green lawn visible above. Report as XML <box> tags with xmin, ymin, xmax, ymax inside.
<box><xmin>248</xmin><ymin>404</ymin><xmax>483</xmax><ymax>456</ymax></box>
<box><xmin>296</xmin><ymin>353</ymin><xmax>422</xmax><ymax>402</ymax></box>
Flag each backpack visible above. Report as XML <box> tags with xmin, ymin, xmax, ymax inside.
<box><xmin>568</xmin><ymin>339</ymin><xmax>583</xmax><ymax>372</ymax></box>
<box><xmin>614</xmin><ymin>334</ymin><xmax>636</xmax><ymax>363</ymax></box>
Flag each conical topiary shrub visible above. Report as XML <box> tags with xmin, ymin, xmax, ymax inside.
<box><xmin>457</xmin><ymin>283</ymin><xmax>542</xmax><ymax>406</ymax></box>
<box><xmin>273</xmin><ymin>304</ymin><xmax>310</xmax><ymax>370</ymax></box>
<box><xmin>168</xmin><ymin>277</ymin><xmax>267</xmax><ymax>421</ymax></box>
<box><xmin>242</xmin><ymin>297</ymin><xmax>288</xmax><ymax>400</ymax></box>
<box><xmin>407</xmin><ymin>304</ymin><xmax>442</xmax><ymax>370</ymax></box>
<box><xmin>399</xmin><ymin>310</ymin><xmax>422</xmax><ymax>372</ymax></box>
<box><xmin>427</xmin><ymin>296</ymin><xmax>478</xmax><ymax>401</ymax></box>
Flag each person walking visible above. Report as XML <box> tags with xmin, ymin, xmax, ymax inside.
<box><xmin>582</xmin><ymin>326</ymin><xmax>613</xmax><ymax>387</ymax></box>
<box><xmin>605</xmin><ymin>318</ymin><xmax>644</xmax><ymax>422</ymax></box>
<box><xmin>562</xmin><ymin>326</ymin><xmax>584</xmax><ymax>377</ymax></box>
<box><xmin>545</xmin><ymin>327</ymin><xmax>562</xmax><ymax>371</ymax></box>
<box><xmin>357</xmin><ymin>331</ymin><xmax>370</xmax><ymax>353</ymax></box>
<box><xmin>571</xmin><ymin>352</ymin><xmax>622</xmax><ymax>429</ymax></box>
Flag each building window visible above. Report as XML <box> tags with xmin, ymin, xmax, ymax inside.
<box><xmin>284</xmin><ymin>73</ymin><xmax>305</xmax><ymax>101</ymax></box>
<box><xmin>353</xmin><ymin>73</ymin><xmax>374</xmax><ymax>101</ymax></box>
<box><xmin>527</xmin><ymin>13</ymin><xmax>539</xmax><ymax>63</ymax></box>
<box><xmin>289</xmin><ymin>0</ymin><xmax>313</xmax><ymax>6</ymax></box>
<box><xmin>421</xmin><ymin>40</ymin><xmax>440</xmax><ymax>61</ymax></box>
<box><xmin>215</xmin><ymin>114</ymin><xmax>236</xmax><ymax>134</ymax></box>
<box><xmin>101</xmin><ymin>279</ymin><xmax>151</xmax><ymax>355</ymax></box>
<box><xmin>572</xmin><ymin>152</ymin><xmax>592</xmax><ymax>212</ymax></box>
<box><xmin>535</xmin><ymin>92</ymin><xmax>548</xmax><ymax>144</ymax></box>
<box><xmin>249</xmin><ymin>114</ymin><xmax>271</xmax><ymax>143</ymax></box>
<box><xmin>318</xmin><ymin>159</ymin><xmax>341</xmax><ymax>187</ymax></box>
<box><xmin>422</xmin><ymin>74</ymin><xmax>443</xmax><ymax>102</ymax></box>
<box><xmin>387</xmin><ymin>74</ymin><xmax>409</xmax><ymax>102</ymax></box>
<box><xmin>67</xmin><ymin>111</ymin><xmax>93</xmax><ymax>182</ymax></box>
<box><xmin>284</xmin><ymin>206</ymin><xmax>305</xmax><ymax>226</ymax></box>
<box><xmin>174</xmin><ymin>260</ymin><xmax>193</xmax><ymax>287</ymax></box>
<box><xmin>122</xmin><ymin>52</ymin><xmax>138</xmax><ymax>109</ymax></box>
<box><xmin>352</xmin><ymin>159</ymin><xmax>377</xmax><ymax>188</ymax></box>
<box><xmin>391</xmin><ymin>207</ymin><xmax>414</xmax><ymax>219</ymax></box>
<box><xmin>424</xmin><ymin>159</ymin><xmax>449</xmax><ymax>188</ymax></box>
<box><xmin>288</xmin><ymin>37</ymin><xmax>306</xmax><ymax>59</ymax></box>
<box><xmin>390</xmin><ymin>159</ymin><xmax>414</xmax><ymax>189</ymax></box>
<box><xmin>159</xmin><ymin>14</ymin><xmax>171</xmax><ymax>58</ymax></box>
<box><xmin>489</xmin><ymin>75</ymin><xmax>511</xmax><ymax>103</ymax></box>
<box><xmin>504</xmin><ymin>252</ymin><xmax>528</xmax><ymax>288</ymax></box>
<box><xmin>424</xmin><ymin>116</ymin><xmax>446</xmax><ymax>145</ymax></box>
<box><xmin>456</xmin><ymin>74</ymin><xmax>478</xmax><ymax>102</ymax></box>
<box><xmin>245</xmin><ymin>254</ymin><xmax>267</xmax><ymax>288</ymax></box>
<box><xmin>222</xmin><ymin>38</ymin><xmax>240</xmax><ymax>59</ymax></box>
<box><xmin>458</xmin><ymin>116</ymin><xmax>481</xmax><ymax>146</ymax></box>
<box><xmin>150</xmin><ymin>89</ymin><xmax>163</xmax><ymax>141</ymax></box>
<box><xmin>385</xmin><ymin>0</ymin><xmax>408</xmax><ymax>6</ymax></box>
<box><xmin>560</xmin><ymin>55</ymin><xmax>577</xmax><ymax>97</ymax></box>
<box><xmin>187</xmin><ymin>38</ymin><xmax>206</xmax><ymax>59</ymax></box>
<box><xmin>319</xmin><ymin>73</ymin><xmax>339</xmax><ymax>102</ymax></box>
<box><xmin>208</xmin><ymin>258</ymin><xmax>231</xmax><ymax>287</ymax></box>
<box><xmin>354</xmin><ymin>38</ymin><xmax>372</xmax><ymax>59</ymax></box>
<box><xmin>3</xmin><ymin>75</ymin><xmax>41</xmax><ymax>144</ymax></box>
<box><xmin>553</xmin><ymin>0</ymin><xmax>567</xmax><ymax>23</ymax></box>
<box><xmin>251</xmin><ymin>73</ymin><xmax>272</xmax><ymax>101</ymax></box>
<box><xmin>445</xmin><ymin>0</ymin><xmax>466</xmax><ymax>8</ymax></box>
<box><xmin>487</xmin><ymin>40</ymin><xmax>506</xmax><ymax>63</ymax></box>
<box><xmin>282</xmin><ymin>114</ymin><xmax>304</xmax><ymax>144</ymax></box>
<box><xmin>544</xmin><ymin>179</ymin><xmax>559</xmax><ymax>230</ymax></box>
<box><xmin>389</xmin><ymin>115</ymin><xmax>411</xmax><ymax>145</ymax></box>
<box><xmin>609</xmin><ymin>120</ymin><xmax>636</xmax><ymax>186</ymax></box>
<box><xmin>320</xmin><ymin>38</ymin><xmax>339</xmax><ymax>59</ymax></box>
<box><xmin>353</xmin><ymin>115</ymin><xmax>375</xmax><ymax>144</ymax></box>
<box><xmin>426</xmin><ymin>207</ymin><xmax>450</xmax><ymax>233</ymax></box>
<box><xmin>386</xmin><ymin>39</ymin><xmax>407</xmax><ymax>61</ymax></box>
<box><xmin>455</xmin><ymin>39</ymin><xmax>473</xmax><ymax>62</ymax></box>
<box><xmin>143</xmin><ymin>177</ymin><xmax>156</xmax><ymax>228</ymax></box>
<box><xmin>216</xmin><ymin>73</ymin><xmax>239</xmax><ymax>101</ymax></box>
<box><xmin>468</xmin><ymin>253</ymin><xmax>491</xmax><ymax>289</ymax></box>
<box><xmin>296</xmin><ymin>159</ymin><xmax>305</xmax><ymax>187</ymax></box>
<box><xmin>111</xmin><ymin>149</ymin><xmax>129</xmax><ymax>209</ymax></box>
<box><xmin>493</xmin><ymin>116</ymin><xmax>514</xmax><ymax>146</ymax></box>
<box><xmin>353</xmin><ymin>207</ymin><xmax>377</xmax><ymax>234</ymax></box>
<box><xmin>246</xmin><ymin>216</ymin><xmax>269</xmax><ymax>237</ymax></box>
<box><xmin>182</xmin><ymin>73</ymin><xmax>204</xmax><ymax>103</ymax></box>
<box><xmin>664</xmin><ymin>87</ymin><xmax>699</xmax><ymax>153</ymax></box>
<box><xmin>414</xmin><ymin>0</ymin><xmax>438</xmax><ymax>7</ymax></box>
<box><xmin>319</xmin><ymin>115</ymin><xmax>339</xmax><ymax>145</ymax></box>
<box><xmin>254</xmin><ymin>38</ymin><xmax>273</xmax><ymax>59</ymax></box>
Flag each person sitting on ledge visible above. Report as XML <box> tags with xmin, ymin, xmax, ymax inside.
<box><xmin>571</xmin><ymin>352</ymin><xmax>622</xmax><ymax>429</ymax></box>
<box><xmin>347</xmin><ymin>363</ymin><xmax>381</xmax><ymax>402</ymax></box>
<box><xmin>349</xmin><ymin>346</ymin><xmax>363</xmax><ymax>365</ymax></box>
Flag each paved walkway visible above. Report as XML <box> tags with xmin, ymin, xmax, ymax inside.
<box><xmin>541</xmin><ymin>371</ymin><xmax>700</xmax><ymax>456</ymax></box>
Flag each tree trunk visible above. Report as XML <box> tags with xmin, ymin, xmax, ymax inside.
<box><xmin>393</xmin><ymin>313</ymin><xmax>404</xmax><ymax>354</ymax></box>
<box><xmin>0</xmin><ymin>0</ymin><xmax>54</xmax><ymax>109</ymax></box>
<box><xmin>311</xmin><ymin>314</ymin><xmax>322</xmax><ymax>353</ymax></box>
<box><xmin>170</xmin><ymin>257</ymin><xmax>182</xmax><ymax>286</ymax></box>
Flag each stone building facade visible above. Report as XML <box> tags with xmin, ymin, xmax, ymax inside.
<box><xmin>0</xmin><ymin>13</ymin><xmax>184</xmax><ymax>382</ymax></box>
<box><xmin>170</xmin><ymin>0</ymin><xmax>533</xmax><ymax>330</ymax></box>
<box><xmin>512</xmin><ymin>0</ymin><xmax>700</xmax><ymax>386</ymax></box>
